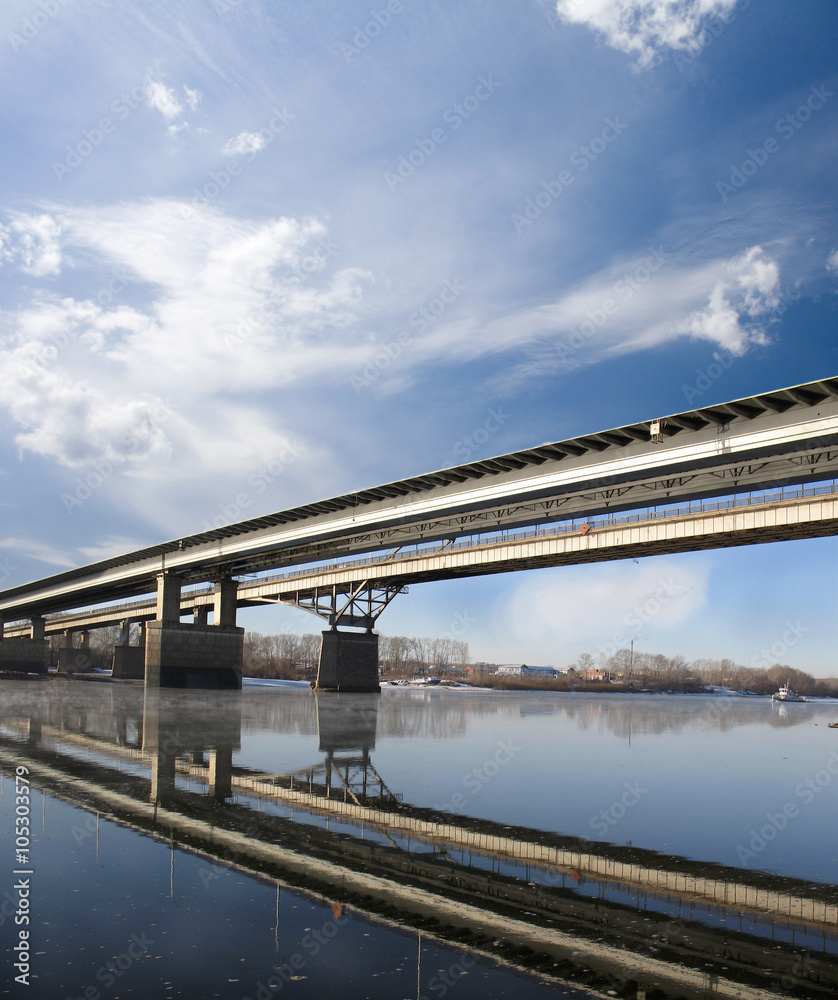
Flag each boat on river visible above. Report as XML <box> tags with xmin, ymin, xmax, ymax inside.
<box><xmin>772</xmin><ymin>681</ymin><xmax>806</xmax><ymax>703</ymax></box>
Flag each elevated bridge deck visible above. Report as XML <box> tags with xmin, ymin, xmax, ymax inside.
<box><xmin>1</xmin><ymin>377</ymin><xmax>837</xmax><ymax>620</ymax></box>
<box><xmin>4</xmin><ymin>484</ymin><xmax>837</xmax><ymax>636</ymax></box>
<box><xmin>2</xmin><ymin>377</ymin><xmax>837</xmax><ymax>688</ymax></box>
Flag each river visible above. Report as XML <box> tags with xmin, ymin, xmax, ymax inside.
<box><xmin>1</xmin><ymin>678</ymin><xmax>836</xmax><ymax>999</ymax></box>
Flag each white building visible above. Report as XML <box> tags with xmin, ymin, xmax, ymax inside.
<box><xmin>495</xmin><ymin>664</ymin><xmax>561</xmax><ymax>678</ymax></box>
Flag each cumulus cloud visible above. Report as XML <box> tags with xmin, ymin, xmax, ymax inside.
<box><xmin>144</xmin><ymin>79</ymin><xmax>183</xmax><ymax>119</ymax></box>
<box><xmin>183</xmin><ymin>86</ymin><xmax>200</xmax><ymax>111</ymax></box>
<box><xmin>827</xmin><ymin>249</ymin><xmax>838</xmax><ymax>274</ymax></box>
<box><xmin>222</xmin><ymin>131</ymin><xmax>266</xmax><ymax>157</ymax></box>
<box><xmin>0</xmin><ymin>214</ymin><xmax>64</xmax><ymax>276</ymax></box>
<box><xmin>0</xmin><ymin>200</ymin><xmax>784</xmax><ymax>488</ymax></box>
<box><xmin>555</xmin><ymin>0</ymin><xmax>739</xmax><ymax>69</ymax></box>
<box><xmin>676</xmin><ymin>246</ymin><xmax>779</xmax><ymax>354</ymax></box>
<box><xmin>0</xmin><ymin>200</ymin><xmax>370</xmax><ymax>476</ymax></box>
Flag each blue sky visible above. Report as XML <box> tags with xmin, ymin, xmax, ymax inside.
<box><xmin>0</xmin><ymin>0</ymin><xmax>836</xmax><ymax>673</ymax></box>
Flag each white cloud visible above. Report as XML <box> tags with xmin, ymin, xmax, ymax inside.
<box><xmin>183</xmin><ymin>86</ymin><xmax>200</xmax><ymax>111</ymax></box>
<box><xmin>0</xmin><ymin>200</ymin><xmax>370</xmax><ymax>478</ymax></box>
<box><xmin>676</xmin><ymin>245</ymin><xmax>779</xmax><ymax>354</ymax></box>
<box><xmin>555</xmin><ymin>0</ymin><xmax>739</xmax><ymax>69</ymax></box>
<box><xmin>144</xmin><ymin>79</ymin><xmax>183</xmax><ymax>119</ymax></box>
<box><xmin>0</xmin><ymin>203</ymin><xmax>784</xmax><ymax>443</ymax></box>
<box><xmin>418</xmin><ymin>244</ymin><xmax>781</xmax><ymax>395</ymax></box>
<box><xmin>505</xmin><ymin>558</ymin><xmax>708</xmax><ymax>649</ymax></box>
<box><xmin>0</xmin><ymin>538</ymin><xmax>76</xmax><ymax>569</ymax></box>
<box><xmin>222</xmin><ymin>131</ymin><xmax>266</xmax><ymax>157</ymax></box>
<box><xmin>0</xmin><ymin>214</ymin><xmax>64</xmax><ymax>276</ymax></box>
<box><xmin>77</xmin><ymin>537</ymin><xmax>147</xmax><ymax>563</ymax></box>
<box><xmin>0</xmin><ymin>199</ymin><xmax>784</xmax><ymax>496</ymax></box>
<box><xmin>827</xmin><ymin>249</ymin><xmax>838</xmax><ymax>274</ymax></box>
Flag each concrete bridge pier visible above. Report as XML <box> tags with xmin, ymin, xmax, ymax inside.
<box><xmin>208</xmin><ymin>747</ymin><xmax>233</xmax><ymax>800</ymax></box>
<box><xmin>112</xmin><ymin>619</ymin><xmax>145</xmax><ymax>679</ymax></box>
<box><xmin>0</xmin><ymin>616</ymin><xmax>49</xmax><ymax>674</ymax></box>
<box><xmin>57</xmin><ymin>629</ymin><xmax>93</xmax><ymax>673</ymax></box>
<box><xmin>315</xmin><ymin>629</ymin><xmax>380</xmax><ymax>692</ymax></box>
<box><xmin>144</xmin><ymin>573</ymin><xmax>243</xmax><ymax>690</ymax></box>
<box><xmin>284</xmin><ymin>581</ymin><xmax>398</xmax><ymax>692</ymax></box>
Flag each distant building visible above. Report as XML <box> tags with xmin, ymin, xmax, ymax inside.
<box><xmin>584</xmin><ymin>667</ymin><xmax>610</xmax><ymax>682</ymax></box>
<box><xmin>496</xmin><ymin>664</ymin><xmax>561</xmax><ymax>679</ymax></box>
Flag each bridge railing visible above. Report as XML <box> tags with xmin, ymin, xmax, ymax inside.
<box><xmin>245</xmin><ymin>479</ymin><xmax>838</xmax><ymax>587</ymax></box>
<box><xmin>7</xmin><ymin>480</ymin><xmax>837</xmax><ymax>629</ymax></box>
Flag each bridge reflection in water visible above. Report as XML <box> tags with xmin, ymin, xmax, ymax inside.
<box><xmin>1</xmin><ymin>687</ymin><xmax>836</xmax><ymax>1000</ymax></box>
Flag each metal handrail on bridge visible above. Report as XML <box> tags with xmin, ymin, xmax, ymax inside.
<box><xmin>252</xmin><ymin>480</ymin><xmax>838</xmax><ymax>586</ymax></box>
<box><xmin>8</xmin><ymin>481</ymin><xmax>837</xmax><ymax>630</ymax></box>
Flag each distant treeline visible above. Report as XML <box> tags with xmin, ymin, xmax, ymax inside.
<box><xmin>242</xmin><ymin>631</ymin><xmax>469</xmax><ymax>679</ymax></box>
<box><xmin>80</xmin><ymin>626</ymin><xmax>836</xmax><ymax>695</ymax></box>
<box><xmin>477</xmin><ymin>651</ymin><xmax>838</xmax><ymax>697</ymax></box>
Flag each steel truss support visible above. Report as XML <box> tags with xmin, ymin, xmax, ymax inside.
<box><xmin>280</xmin><ymin>580</ymin><xmax>406</xmax><ymax>629</ymax></box>
<box><xmin>280</xmin><ymin>753</ymin><xmax>401</xmax><ymax>806</ymax></box>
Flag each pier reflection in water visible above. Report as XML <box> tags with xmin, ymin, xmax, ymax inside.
<box><xmin>0</xmin><ymin>680</ymin><xmax>836</xmax><ymax>1000</ymax></box>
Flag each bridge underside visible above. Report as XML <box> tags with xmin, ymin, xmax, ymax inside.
<box><xmin>1</xmin><ymin>488</ymin><xmax>836</xmax><ymax>688</ymax></box>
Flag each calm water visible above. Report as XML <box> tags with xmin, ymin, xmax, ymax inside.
<box><xmin>1</xmin><ymin>678</ymin><xmax>837</xmax><ymax>999</ymax></box>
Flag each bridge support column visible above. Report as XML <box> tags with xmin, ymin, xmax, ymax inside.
<box><xmin>315</xmin><ymin>630</ymin><xmax>380</xmax><ymax>693</ymax></box>
<box><xmin>208</xmin><ymin>747</ymin><xmax>233</xmax><ymax>800</ymax></box>
<box><xmin>112</xmin><ymin>619</ymin><xmax>145</xmax><ymax>680</ymax></box>
<box><xmin>57</xmin><ymin>630</ymin><xmax>93</xmax><ymax>673</ymax></box>
<box><xmin>214</xmin><ymin>577</ymin><xmax>238</xmax><ymax>627</ymax></box>
<box><xmin>145</xmin><ymin>573</ymin><xmax>243</xmax><ymax>690</ymax></box>
<box><xmin>283</xmin><ymin>581</ymin><xmax>400</xmax><ymax>693</ymax></box>
<box><xmin>0</xmin><ymin>615</ymin><xmax>49</xmax><ymax>674</ymax></box>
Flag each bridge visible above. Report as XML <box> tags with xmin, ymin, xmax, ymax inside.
<box><xmin>1</xmin><ymin>376</ymin><xmax>837</xmax><ymax>688</ymax></box>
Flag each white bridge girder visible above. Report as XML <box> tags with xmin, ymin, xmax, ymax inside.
<box><xmin>4</xmin><ymin>486</ymin><xmax>837</xmax><ymax>638</ymax></box>
<box><xmin>275</xmin><ymin>581</ymin><xmax>407</xmax><ymax>630</ymax></box>
<box><xmin>2</xmin><ymin>377</ymin><xmax>838</xmax><ymax>626</ymax></box>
